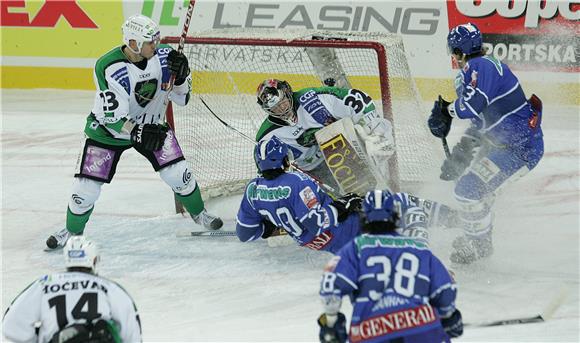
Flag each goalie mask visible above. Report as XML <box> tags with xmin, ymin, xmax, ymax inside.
<box><xmin>363</xmin><ymin>189</ymin><xmax>400</xmax><ymax>224</ymax></box>
<box><xmin>122</xmin><ymin>14</ymin><xmax>161</xmax><ymax>55</ymax></box>
<box><xmin>64</xmin><ymin>236</ymin><xmax>100</xmax><ymax>274</ymax></box>
<box><xmin>447</xmin><ymin>23</ymin><xmax>482</xmax><ymax>56</ymax></box>
<box><xmin>256</xmin><ymin>79</ymin><xmax>296</xmax><ymax>125</ymax></box>
<box><xmin>255</xmin><ymin>136</ymin><xmax>293</xmax><ymax>172</ymax></box>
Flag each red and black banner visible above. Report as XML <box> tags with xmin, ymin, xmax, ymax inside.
<box><xmin>447</xmin><ymin>0</ymin><xmax>579</xmax><ymax>72</ymax></box>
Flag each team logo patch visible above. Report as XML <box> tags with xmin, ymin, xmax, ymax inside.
<box><xmin>472</xmin><ymin>157</ymin><xmax>501</xmax><ymax>183</ymax></box>
<box><xmin>68</xmin><ymin>250</ymin><xmax>86</xmax><ymax>258</ymax></box>
<box><xmin>470</xmin><ymin>70</ymin><xmax>478</xmax><ymax>88</ymax></box>
<box><xmin>299</xmin><ymin>186</ymin><xmax>318</xmax><ymax>209</ymax></box>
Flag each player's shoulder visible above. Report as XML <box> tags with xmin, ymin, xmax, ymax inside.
<box><xmin>256</xmin><ymin>118</ymin><xmax>284</xmax><ymax>141</ymax></box>
<box><xmin>465</xmin><ymin>55</ymin><xmax>505</xmax><ymax>76</ymax></box>
<box><xmin>295</xmin><ymin>86</ymin><xmax>349</xmax><ymax>99</ymax></box>
<box><xmin>286</xmin><ymin>171</ymin><xmax>317</xmax><ymax>185</ymax></box>
<box><xmin>156</xmin><ymin>44</ymin><xmax>173</xmax><ymax>59</ymax></box>
<box><xmin>95</xmin><ymin>46</ymin><xmax>128</xmax><ymax>72</ymax></box>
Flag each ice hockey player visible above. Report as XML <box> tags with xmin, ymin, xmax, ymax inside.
<box><xmin>46</xmin><ymin>14</ymin><xmax>222</xmax><ymax>250</ymax></box>
<box><xmin>317</xmin><ymin>189</ymin><xmax>463</xmax><ymax>343</ymax></box>
<box><xmin>236</xmin><ymin>136</ymin><xmax>438</xmax><ymax>253</ymax></box>
<box><xmin>236</xmin><ymin>136</ymin><xmax>362</xmax><ymax>253</ymax></box>
<box><xmin>427</xmin><ymin>23</ymin><xmax>544</xmax><ymax>263</ymax></box>
<box><xmin>3</xmin><ymin>236</ymin><xmax>142</xmax><ymax>342</ymax></box>
<box><xmin>255</xmin><ymin>79</ymin><xmax>395</xmax><ymax>189</ymax></box>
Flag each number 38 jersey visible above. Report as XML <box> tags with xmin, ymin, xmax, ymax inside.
<box><xmin>85</xmin><ymin>44</ymin><xmax>191</xmax><ymax>146</ymax></box>
<box><xmin>320</xmin><ymin>233</ymin><xmax>457</xmax><ymax>342</ymax></box>
<box><xmin>2</xmin><ymin>272</ymin><xmax>141</xmax><ymax>343</ymax></box>
<box><xmin>256</xmin><ymin>87</ymin><xmax>389</xmax><ymax>171</ymax></box>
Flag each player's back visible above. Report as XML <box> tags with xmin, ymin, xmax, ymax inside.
<box><xmin>462</xmin><ymin>56</ymin><xmax>539</xmax><ymax>146</ymax></box>
<box><xmin>37</xmin><ymin>272</ymin><xmax>122</xmax><ymax>342</ymax></box>
<box><xmin>3</xmin><ymin>271</ymin><xmax>139</xmax><ymax>343</ymax></box>
<box><xmin>347</xmin><ymin>234</ymin><xmax>452</xmax><ymax>342</ymax></box>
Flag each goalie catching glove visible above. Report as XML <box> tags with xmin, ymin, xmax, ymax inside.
<box><xmin>354</xmin><ymin>124</ymin><xmax>395</xmax><ymax>159</ymax></box>
<box><xmin>130</xmin><ymin>123</ymin><xmax>168</xmax><ymax>151</ymax></box>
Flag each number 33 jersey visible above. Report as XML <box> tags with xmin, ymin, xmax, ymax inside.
<box><xmin>87</xmin><ymin>45</ymin><xmax>191</xmax><ymax>143</ymax></box>
<box><xmin>2</xmin><ymin>272</ymin><xmax>142</xmax><ymax>343</ymax></box>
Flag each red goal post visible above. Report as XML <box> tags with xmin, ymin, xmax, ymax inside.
<box><xmin>161</xmin><ymin>29</ymin><xmax>439</xmax><ymax>203</ymax></box>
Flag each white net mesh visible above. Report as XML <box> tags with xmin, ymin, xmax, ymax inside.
<box><xmin>164</xmin><ymin>29</ymin><xmax>441</xmax><ymax>199</ymax></box>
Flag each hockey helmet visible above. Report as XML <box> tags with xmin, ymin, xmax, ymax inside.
<box><xmin>256</xmin><ymin>79</ymin><xmax>296</xmax><ymax>125</ymax></box>
<box><xmin>255</xmin><ymin>136</ymin><xmax>291</xmax><ymax>172</ymax></box>
<box><xmin>122</xmin><ymin>14</ymin><xmax>161</xmax><ymax>54</ymax></box>
<box><xmin>447</xmin><ymin>23</ymin><xmax>482</xmax><ymax>56</ymax></box>
<box><xmin>64</xmin><ymin>236</ymin><xmax>100</xmax><ymax>273</ymax></box>
<box><xmin>363</xmin><ymin>189</ymin><xmax>399</xmax><ymax>223</ymax></box>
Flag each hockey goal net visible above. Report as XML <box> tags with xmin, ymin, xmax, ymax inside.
<box><xmin>162</xmin><ymin>29</ymin><xmax>440</xmax><ymax>200</ymax></box>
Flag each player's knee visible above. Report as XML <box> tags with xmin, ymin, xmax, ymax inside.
<box><xmin>159</xmin><ymin>161</ymin><xmax>197</xmax><ymax>195</ymax></box>
<box><xmin>454</xmin><ymin>173</ymin><xmax>490</xmax><ymax>202</ymax></box>
<box><xmin>69</xmin><ymin>177</ymin><xmax>103</xmax><ymax>214</ymax></box>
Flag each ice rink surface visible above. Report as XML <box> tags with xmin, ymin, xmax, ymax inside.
<box><xmin>1</xmin><ymin>89</ymin><xmax>578</xmax><ymax>342</ymax></box>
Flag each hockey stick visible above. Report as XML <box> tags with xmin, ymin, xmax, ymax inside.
<box><xmin>189</xmin><ymin>230</ymin><xmax>238</xmax><ymax>237</ymax></box>
<box><xmin>465</xmin><ymin>314</ymin><xmax>544</xmax><ymax>328</ymax></box>
<box><xmin>184</xmin><ymin>229</ymin><xmax>288</xmax><ymax>238</ymax></box>
<box><xmin>438</xmin><ymin>96</ymin><xmax>452</xmax><ymax>158</ymax></box>
<box><xmin>199</xmin><ymin>97</ymin><xmax>340</xmax><ymax>197</ymax></box>
<box><xmin>166</xmin><ymin>0</ymin><xmax>195</xmax><ymax>93</ymax></box>
<box><xmin>465</xmin><ymin>284</ymin><xmax>570</xmax><ymax>328</ymax></box>
<box><xmin>165</xmin><ymin>0</ymin><xmax>196</xmax><ymax>214</ymax></box>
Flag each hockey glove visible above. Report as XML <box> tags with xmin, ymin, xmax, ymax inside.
<box><xmin>354</xmin><ymin>124</ymin><xmax>395</xmax><ymax>159</ymax></box>
<box><xmin>428</xmin><ymin>96</ymin><xmax>453</xmax><ymax>138</ymax></box>
<box><xmin>167</xmin><ymin>50</ymin><xmax>190</xmax><ymax>85</ymax></box>
<box><xmin>130</xmin><ymin>124</ymin><xmax>168</xmax><ymax>151</ymax></box>
<box><xmin>332</xmin><ymin>193</ymin><xmax>362</xmax><ymax>222</ymax></box>
<box><xmin>440</xmin><ymin>134</ymin><xmax>480</xmax><ymax>181</ymax></box>
<box><xmin>441</xmin><ymin>309</ymin><xmax>463</xmax><ymax>338</ymax></box>
<box><xmin>261</xmin><ymin>219</ymin><xmax>278</xmax><ymax>239</ymax></box>
<box><xmin>318</xmin><ymin>312</ymin><xmax>347</xmax><ymax>343</ymax></box>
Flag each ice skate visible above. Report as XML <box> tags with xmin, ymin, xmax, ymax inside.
<box><xmin>45</xmin><ymin>228</ymin><xmax>71</xmax><ymax>250</ymax></box>
<box><xmin>191</xmin><ymin>209</ymin><xmax>223</xmax><ymax>230</ymax></box>
<box><xmin>449</xmin><ymin>234</ymin><xmax>493</xmax><ymax>264</ymax></box>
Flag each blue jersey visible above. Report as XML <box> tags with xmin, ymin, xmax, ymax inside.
<box><xmin>452</xmin><ymin>55</ymin><xmax>543</xmax><ymax>150</ymax></box>
<box><xmin>320</xmin><ymin>233</ymin><xmax>456</xmax><ymax>342</ymax></box>
<box><xmin>236</xmin><ymin>171</ymin><xmax>360</xmax><ymax>253</ymax></box>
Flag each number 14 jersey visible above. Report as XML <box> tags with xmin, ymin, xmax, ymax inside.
<box><xmin>2</xmin><ymin>271</ymin><xmax>141</xmax><ymax>343</ymax></box>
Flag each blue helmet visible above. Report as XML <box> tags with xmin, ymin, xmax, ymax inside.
<box><xmin>447</xmin><ymin>23</ymin><xmax>482</xmax><ymax>56</ymax></box>
<box><xmin>255</xmin><ymin>136</ymin><xmax>289</xmax><ymax>172</ymax></box>
<box><xmin>363</xmin><ymin>189</ymin><xmax>398</xmax><ymax>223</ymax></box>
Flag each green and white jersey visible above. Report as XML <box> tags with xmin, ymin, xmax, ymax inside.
<box><xmin>256</xmin><ymin>87</ymin><xmax>390</xmax><ymax>170</ymax></box>
<box><xmin>85</xmin><ymin>44</ymin><xmax>191</xmax><ymax>146</ymax></box>
<box><xmin>2</xmin><ymin>272</ymin><xmax>141</xmax><ymax>343</ymax></box>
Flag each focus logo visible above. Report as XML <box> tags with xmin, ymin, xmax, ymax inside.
<box><xmin>447</xmin><ymin>0</ymin><xmax>579</xmax><ymax>72</ymax></box>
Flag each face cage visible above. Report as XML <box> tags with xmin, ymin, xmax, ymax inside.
<box><xmin>268</xmin><ymin>96</ymin><xmax>296</xmax><ymax>125</ymax></box>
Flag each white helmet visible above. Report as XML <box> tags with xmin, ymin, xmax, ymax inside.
<box><xmin>122</xmin><ymin>14</ymin><xmax>160</xmax><ymax>54</ymax></box>
<box><xmin>64</xmin><ymin>236</ymin><xmax>100</xmax><ymax>273</ymax></box>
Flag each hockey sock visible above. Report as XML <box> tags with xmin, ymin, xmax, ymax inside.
<box><xmin>66</xmin><ymin>206</ymin><xmax>93</xmax><ymax>234</ymax></box>
<box><xmin>175</xmin><ymin>185</ymin><xmax>204</xmax><ymax>216</ymax></box>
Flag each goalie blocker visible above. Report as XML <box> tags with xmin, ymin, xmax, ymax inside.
<box><xmin>315</xmin><ymin>117</ymin><xmax>391</xmax><ymax>194</ymax></box>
